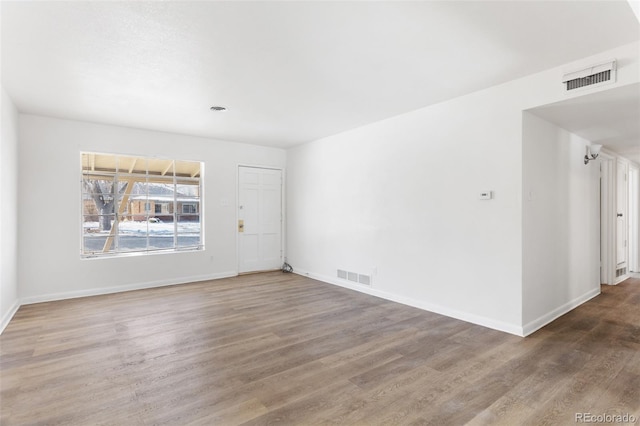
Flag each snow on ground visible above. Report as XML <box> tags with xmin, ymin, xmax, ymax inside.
<box><xmin>83</xmin><ymin>221</ymin><xmax>200</xmax><ymax>235</ymax></box>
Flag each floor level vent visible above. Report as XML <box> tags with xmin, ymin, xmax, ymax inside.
<box><xmin>616</xmin><ymin>267</ymin><xmax>627</xmax><ymax>278</ymax></box>
<box><xmin>337</xmin><ymin>269</ymin><xmax>372</xmax><ymax>286</ymax></box>
<box><xmin>358</xmin><ymin>274</ymin><xmax>371</xmax><ymax>286</ymax></box>
<box><xmin>563</xmin><ymin>60</ymin><xmax>615</xmax><ymax>92</ymax></box>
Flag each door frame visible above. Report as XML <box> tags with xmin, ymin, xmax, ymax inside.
<box><xmin>629</xmin><ymin>163</ymin><xmax>640</xmax><ymax>273</ymax></box>
<box><xmin>615</xmin><ymin>158</ymin><xmax>629</xmax><ymax>283</ymax></box>
<box><xmin>600</xmin><ymin>152</ymin><xmax>616</xmax><ymax>285</ymax></box>
<box><xmin>236</xmin><ymin>164</ymin><xmax>285</xmax><ymax>274</ymax></box>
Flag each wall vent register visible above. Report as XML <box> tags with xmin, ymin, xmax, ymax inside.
<box><xmin>562</xmin><ymin>60</ymin><xmax>616</xmax><ymax>91</ymax></box>
<box><xmin>337</xmin><ymin>269</ymin><xmax>371</xmax><ymax>286</ymax></box>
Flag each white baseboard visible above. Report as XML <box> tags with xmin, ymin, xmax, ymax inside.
<box><xmin>614</xmin><ymin>274</ymin><xmax>630</xmax><ymax>285</ymax></box>
<box><xmin>19</xmin><ymin>271</ymin><xmax>238</xmax><ymax>306</ymax></box>
<box><xmin>521</xmin><ymin>287</ymin><xmax>601</xmax><ymax>336</ymax></box>
<box><xmin>1</xmin><ymin>299</ymin><xmax>21</xmax><ymax>335</ymax></box>
<box><xmin>294</xmin><ymin>269</ymin><xmax>524</xmax><ymax>337</ymax></box>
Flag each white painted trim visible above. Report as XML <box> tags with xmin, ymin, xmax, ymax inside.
<box><xmin>281</xmin><ymin>168</ymin><xmax>287</xmax><ymax>267</ymax></box>
<box><xmin>615</xmin><ymin>158</ymin><xmax>630</xmax><ymax>283</ymax></box>
<box><xmin>521</xmin><ymin>287</ymin><xmax>601</xmax><ymax>336</ymax></box>
<box><xmin>20</xmin><ymin>271</ymin><xmax>237</xmax><ymax>306</ymax></box>
<box><xmin>614</xmin><ymin>273</ymin><xmax>630</xmax><ymax>285</ymax></box>
<box><xmin>294</xmin><ymin>269</ymin><xmax>524</xmax><ymax>337</ymax></box>
<box><xmin>601</xmin><ymin>157</ymin><xmax>616</xmax><ymax>285</ymax></box>
<box><xmin>236</xmin><ymin>163</ymin><xmax>285</xmax><ymax>172</ymax></box>
<box><xmin>628</xmin><ymin>164</ymin><xmax>639</xmax><ymax>273</ymax></box>
<box><xmin>0</xmin><ymin>300</ymin><xmax>21</xmax><ymax>335</ymax></box>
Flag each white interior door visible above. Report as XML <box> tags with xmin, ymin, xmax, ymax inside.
<box><xmin>628</xmin><ymin>166</ymin><xmax>639</xmax><ymax>273</ymax></box>
<box><xmin>238</xmin><ymin>166</ymin><xmax>283</xmax><ymax>273</ymax></box>
<box><xmin>616</xmin><ymin>160</ymin><xmax>628</xmax><ymax>268</ymax></box>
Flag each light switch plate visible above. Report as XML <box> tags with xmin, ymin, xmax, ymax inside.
<box><xmin>479</xmin><ymin>191</ymin><xmax>493</xmax><ymax>200</ymax></box>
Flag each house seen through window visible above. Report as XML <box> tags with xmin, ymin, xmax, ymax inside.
<box><xmin>81</xmin><ymin>152</ymin><xmax>203</xmax><ymax>257</ymax></box>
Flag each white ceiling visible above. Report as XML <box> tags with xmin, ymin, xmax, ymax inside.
<box><xmin>530</xmin><ymin>83</ymin><xmax>640</xmax><ymax>164</ymax></box>
<box><xmin>2</xmin><ymin>1</ymin><xmax>639</xmax><ymax>148</ymax></box>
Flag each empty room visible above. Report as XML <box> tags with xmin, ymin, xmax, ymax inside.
<box><xmin>1</xmin><ymin>1</ymin><xmax>640</xmax><ymax>424</ymax></box>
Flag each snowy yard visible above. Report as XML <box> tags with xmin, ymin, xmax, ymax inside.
<box><xmin>83</xmin><ymin>220</ymin><xmax>200</xmax><ymax>235</ymax></box>
<box><xmin>82</xmin><ymin>220</ymin><xmax>201</xmax><ymax>252</ymax></box>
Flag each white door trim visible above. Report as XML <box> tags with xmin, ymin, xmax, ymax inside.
<box><xmin>600</xmin><ymin>153</ymin><xmax>616</xmax><ymax>285</ymax></box>
<box><xmin>615</xmin><ymin>158</ymin><xmax>629</xmax><ymax>283</ymax></box>
<box><xmin>628</xmin><ymin>163</ymin><xmax>639</xmax><ymax>273</ymax></box>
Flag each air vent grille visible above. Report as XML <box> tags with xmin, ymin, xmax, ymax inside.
<box><xmin>337</xmin><ymin>269</ymin><xmax>372</xmax><ymax>286</ymax></box>
<box><xmin>562</xmin><ymin>60</ymin><xmax>616</xmax><ymax>92</ymax></box>
<box><xmin>566</xmin><ymin>70</ymin><xmax>611</xmax><ymax>91</ymax></box>
<box><xmin>616</xmin><ymin>267</ymin><xmax>627</xmax><ymax>278</ymax></box>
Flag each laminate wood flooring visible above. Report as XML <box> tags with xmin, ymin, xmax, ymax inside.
<box><xmin>1</xmin><ymin>273</ymin><xmax>639</xmax><ymax>425</ymax></box>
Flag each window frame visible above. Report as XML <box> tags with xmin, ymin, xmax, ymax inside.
<box><xmin>182</xmin><ymin>203</ymin><xmax>197</xmax><ymax>214</ymax></box>
<box><xmin>80</xmin><ymin>152</ymin><xmax>204</xmax><ymax>258</ymax></box>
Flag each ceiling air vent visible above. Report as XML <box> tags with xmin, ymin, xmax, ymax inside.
<box><xmin>562</xmin><ymin>60</ymin><xmax>616</xmax><ymax>92</ymax></box>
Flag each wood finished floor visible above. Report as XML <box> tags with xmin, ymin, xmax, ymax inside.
<box><xmin>1</xmin><ymin>272</ymin><xmax>639</xmax><ymax>425</ymax></box>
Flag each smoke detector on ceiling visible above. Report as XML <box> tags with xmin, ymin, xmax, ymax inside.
<box><xmin>562</xmin><ymin>60</ymin><xmax>616</xmax><ymax>92</ymax></box>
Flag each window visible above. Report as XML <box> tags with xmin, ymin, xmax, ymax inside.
<box><xmin>182</xmin><ymin>203</ymin><xmax>197</xmax><ymax>214</ymax></box>
<box><xmin>81</xmin><ymin>152</ymin><xmax>203</xmax><ymax>257</ymax></box>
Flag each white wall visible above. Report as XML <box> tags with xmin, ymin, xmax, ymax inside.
<box><xmin>1</xmin><ymin>87</ymin><xmax>20</xmax><ymax>332</ymax></box>
<box><xmin>287</xmin><ymin>41</ymin><xmax>639</xmax><ymax>336</ymax></box>
<box><xmin>521</xmin><ymin>113</ymin><xmax>601</xmax><ymax>334</ymax></box>
<box><xmin>18</xmin><ymin>115</ymin><xmax>286</xmax><ymax>302</ymax></box>
<box><xmin>287</xmin><ymin>86</ymin><xmax>524</xmax><ymax>334</ymax></box>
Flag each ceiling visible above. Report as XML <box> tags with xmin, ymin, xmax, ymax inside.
<box><xmin>2</xmin><ymin>1</ymin><xmax>639</xmax><ymax>148</ymax></box>
<box><xmin>530</xmin><ymin>83</ymin><xmax>640</xmax><ymax>164</ymax></box>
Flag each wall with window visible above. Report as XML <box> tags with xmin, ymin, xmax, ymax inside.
<box><xmin>1</xmin><ymin>87</ymin><xmax>20</xmax><ymax>331</ymax></box>
<box><xmin>17</xmin><ymin>115</ymin><xmax>286</xmax><ymax>302</ymax></box>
